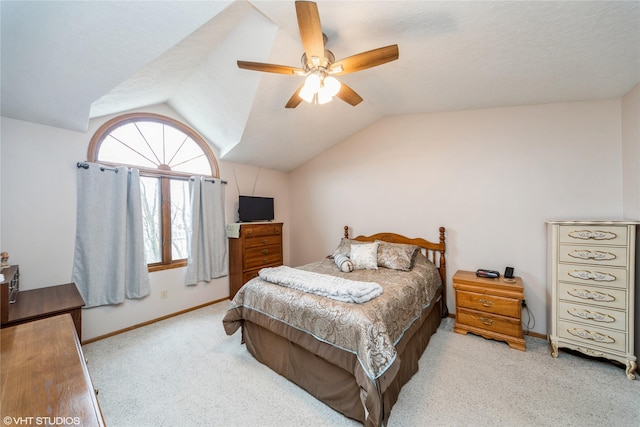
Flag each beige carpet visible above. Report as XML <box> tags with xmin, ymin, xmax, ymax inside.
<box><xmin>83</xmin><ymin>301</ymin><xmax>640</xmax><ymax>427</ymax></box>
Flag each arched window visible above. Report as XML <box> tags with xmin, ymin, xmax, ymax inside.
<box><xmin>89</xmin><ymin>112</ymin><xmax>220</xmax><ymax>271</ymax></box>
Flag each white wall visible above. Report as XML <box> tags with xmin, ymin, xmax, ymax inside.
<box><xmin>0</xmin><ymin>104</ymin><xmax>290</xmax><ymax>341</ymax></box>
<box><xmin>622</xmin><ymin>82</ymin><xmax>640</xmax><ymax>220</ymax></box>
<box><xmin>621</xmin><ymin>82</ymin><xmax>640</xmax><ymax>362</ymax></box>
<box><xmin>289</xmin><ymin>99</ymin><xmax>624</xmax><ymax>336</ymax></box>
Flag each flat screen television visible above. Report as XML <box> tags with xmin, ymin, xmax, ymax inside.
<box><xmin>238</xmin><ymin>195</ymin><xmax>274</xmax><ymax>222</ymax></box>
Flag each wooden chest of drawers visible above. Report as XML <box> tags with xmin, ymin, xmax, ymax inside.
<box><xmin>1</xmin><ymin>314</ymin><xmax>105</xmax><ymax>426</ymax></box>
<box><xmin>453</xmin><ymin>270</ymin><xmax>526</xmax><ymax>351</ymax></box>
<box><xmin>229</xmin><ymin>222</ymin><xmax>283</xmax><ymax>298</ymax></box>
<box><xmin>547</xmin><ymin>221</ymin><xmax>638</xmax><ymax>379</ymax></box>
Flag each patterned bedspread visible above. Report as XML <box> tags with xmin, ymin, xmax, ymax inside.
<box><xmin>223</xmin><ymin>253</ymin><xmax>442</xmax><ymax>381</ymax></box>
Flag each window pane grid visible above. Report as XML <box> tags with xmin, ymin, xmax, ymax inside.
<box><xmin>90</xmin><ymin>112</ymin><xmax>219</xmax><ymax>270</ymax></box>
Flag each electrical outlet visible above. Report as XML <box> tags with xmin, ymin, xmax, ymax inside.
<box><xmin>160</xmin><ymin>290</ymin><xmax>168</xmax><ymax>299</ymax></box>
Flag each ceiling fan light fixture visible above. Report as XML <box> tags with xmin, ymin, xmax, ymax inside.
<box><xmin>317</xmin><ymin>88</ymin><xmax>333</xmax><ymax>105</ymax></box>
<box><xmin>300</xmin><ymin>73</ymin><xmax>321</xmax><ymax>102</ymax></box>
<box><xmin>323</xmin><ymin>76</ymin><xmax>341</xmax><ymax>97</ymax></box>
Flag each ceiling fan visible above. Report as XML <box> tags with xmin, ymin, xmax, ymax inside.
<box><xmin>237</xmin><ymin>0</ymin><xmax>399</xmax><ymax>108</ymax></box>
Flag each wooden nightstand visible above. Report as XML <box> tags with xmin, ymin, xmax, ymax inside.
<box><xmin>453</xmin><ymin>270</ymin><xmax>526</xmax><ymax>351</ymax></box>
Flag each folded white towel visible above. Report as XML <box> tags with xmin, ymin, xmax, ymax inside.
<box><xmin>226</xmin><ymin>223</ymin><xmax>241</xmax><ymax>239</ymax></box>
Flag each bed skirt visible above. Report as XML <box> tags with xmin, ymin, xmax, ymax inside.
<box><xmin>239</xmin><ymin>289</ymin><xmax>445</xmax><ymax>426</ymax></box>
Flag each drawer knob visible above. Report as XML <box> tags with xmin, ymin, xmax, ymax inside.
<box><xmin>568</xmin><ymin>249</ymin><xmax>616</xmax><ymax>262</ymax></box>
<box><xmin>568</xmin><ymin>230</ymin><xmax>617</xmax><ymax>241</ymax></box>
<box><xmin>478</xmin><ymin>317</ymin><xmax>493</xmax><ymax>326</ymax></box>
<box><xmin>262</xmin><ymin>239</ymin><xmax>268</xmax><ymax>244</ymax></box>
<box><xmin>567</xmin><ymin>327</ymin><xmax>615</xmax><ymax>344</ymax></box>
<box><xmin>567</xmin><ymin>308</ymin><xmax>615</xmax><ymax>323</ymax></box>
<box><xmin>567</xmin><ymin>288</ymin><xmax>615</xmax><ymax>302</ymax></box>
<box><xmin>262</xmin><ymin>249</ymin><xmax>269</xmax><ymax>254</ymax></box>
<box><xmin>568</xmin><ymin>270</ymin><xmax>616</xmax><ymax>282</ymax></box>
<box><xmin>263</xmin><ymin>258</ymin><xmax>268</xmax><ymax>264</ymax></box>
<box><xmin>478</xmin><ymin>298</ymin><xmax>493</xmax><ymax>307</ymax></box>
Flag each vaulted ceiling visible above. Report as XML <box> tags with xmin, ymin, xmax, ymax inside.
<box><xmin>2</xmin><ymin>1</ymin><xmax>639</xmax><ymax>171</ymax></box>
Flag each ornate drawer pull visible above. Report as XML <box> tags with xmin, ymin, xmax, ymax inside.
<box><xmin>567</xmin><ymin>308</ymin><xmax>615</xmax><ymax>323</ymax></box>
<box><xmin>568</xmin><ymin>250</ymin><xmax>616</xmax><ymax>261</ymax></box>
<box><xmin>262</xmin><ymin>239</ymin><xmax>268</xmax><ymax>244</ymax></box>
<box><xmin>568</xmin><ymin>230</ymin><xmax>617</xmax><ymax>240</ymax></box>
<box><xmin>262</xmin><ymin>249</ymin><xmax>269</xmax><ymax>254</ymax></box>
<box><xmin>262</xmin><ymin>258</ymin><xmax>268</xmax><ymax>264</ymax></box>
<box><xmin>478</xmin><ymin>298</ymin><xmax>493</xmax><ymax>307</ymax></box>
<box><xmin>478</xmin><ymin>317</ymin><xmax>493</xmax><ymax>326</ymax></box>
<box><xmin>567</xmin><ymin>327</ymin><xmax>615</xmax><ymax>344</ymax></box>
<box><xmin>576</xmin><ymin>346</ymin><xmax>606</xmax><ymax>358</ymax></box>
<box><xmin>567</xmin><ymin>288</ymin><xmax>615</xmax><ymax>302</ymax></box>
<box><xmin>568</xmin><ymin>270</ymin><xmax>616</xmax><ymax>282</ymax></box>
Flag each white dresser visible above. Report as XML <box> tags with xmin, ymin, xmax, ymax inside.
<box><xmin>547</xmin><ymin>221</ymin><xmax>638</xmax><ymax>380</ymax></box>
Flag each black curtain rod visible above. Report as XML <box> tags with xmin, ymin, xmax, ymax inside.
<box><xmin>76</xmin><ymin>162</ymin><xmax>227</xmax><ymax>184</ymax></box>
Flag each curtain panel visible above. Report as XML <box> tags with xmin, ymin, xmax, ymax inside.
<box><xmin>72</xmin><ymin>163</ymin><xmax>150</xmax><ymax>307</ymax></box>
<box><xmin>185</xmin><ymin>177</ymin><xmax>228</xmax><ymax>285</ymax></box>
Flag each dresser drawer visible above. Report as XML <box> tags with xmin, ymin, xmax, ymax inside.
<box><xmin>557</xmin><ymin>263</ymin><xmax>628</xmax><ymax>289</ymax></box>
<box><xmin>243</xmin><ymin>224</ymin><xmax>282</xmax><ymax>238</ymax></box>
<box><xmin>457</xmin><ymin>308</ymin><xmax>521</xmax><ymax>338</ymax></box>
<box><xmin>243</xmin><ymin>269</ymin><xmax>261</xmax><ymax>284</ymax></box>
<box><xmin>456</xmin><ymin>290</ymin><xmax>521</xmax><ymax>318</ymax></box>
<box><xmin>558</xmin><ymin>300</ymin><xmax>627</xmax><ymax>332</ymax></box>
<box><xmin>557</xmin><ymin>282</ymin><xmax>626</xmax><ymax>310</ymax></box>
<box><xmin>557</xmin><ymin>320</ymin><xmax>626</xmax><ymax>353</ymax></box>
<box><xmin>245</xmin><ymin>235</ymin><xmax>282</xmax><ymax>248</ymax></box>
<box><xmin>559</xmin><ymin>225</ymin><xmax>628</xmax><ymax>246</ymax></box>
<box><xmin>559</xmin><ymin>244</ymin><xmax>627</xmax><ymax>267</ymax></box>
<box><xmin>244</xmin><ymin>248</ymin><xmax>283</xmax><ymax>269</ymax></box>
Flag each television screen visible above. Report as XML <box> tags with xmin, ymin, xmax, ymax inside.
<box><xmin>238</xmin><ymin>196</ymin><xmax>274</xmax><ymax>222</ymax></box>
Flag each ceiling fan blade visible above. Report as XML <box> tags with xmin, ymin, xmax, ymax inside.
<box><xmin>335</xmin><ymin>82</ymin><xmax>363</xmax><ymax>106</ymax></box>
<box><xmin>285</xmin><ymin>85</ymin><xmax>305</xmax><ymax>108</ymax></box>
<box><xmin>295</xmin><ymin>1</ymin><xmax>325</xmax><ymax>68</ymax></box>
<box><xmin>330</xmin><ymin>44</ymin><xmax>399</xmax><ymax>75</ymax></box>
<box><xmin>237</xmin><ymin>61</ymin><xmax>304</xmax><ymax>75</ymax></box>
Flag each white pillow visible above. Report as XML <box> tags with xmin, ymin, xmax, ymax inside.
<box><xmin>350</xmin><ymin>242</ymin><xmax>379</xmax><ymax>270</ymax></box>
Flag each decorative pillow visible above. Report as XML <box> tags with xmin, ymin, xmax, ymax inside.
<box><xmin>350</xmin><ymin>242</ymin><xmax>379</xmax><ymax>270</ymax></box>
<box><xmin>330</xmin><ymin>238</ymin><xmax>353</xmax><ymax>259</ymax></box>
<box><xmin>333</xmin><ymin>253</ymin><xmax>354</xmax><ymax>272</ymax></box>
<box><xmin>376</xmin><ymin>240</ymin><xmax>420</xmax><ymax>271</ymax></box>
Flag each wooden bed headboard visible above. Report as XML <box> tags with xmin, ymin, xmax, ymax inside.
<box><xmin>344</xmin><ymin>225</ymin><xmax>447</xmax><ymax>315</ymax></box>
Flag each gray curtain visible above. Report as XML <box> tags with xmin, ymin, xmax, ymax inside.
<box><xmin>72</xmin><ymin>163</ymin><xmax>150</xmax><ymax>307</ymax></box>
<box><xmin>185</xmin><ymin>177</ymin><xmax>228</xmax><ymax>285</ymax></box>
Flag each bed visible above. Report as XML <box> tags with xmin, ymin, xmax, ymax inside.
<box><xmin>223</xmin><ymin>225</ymin><xmax>447</xmax><ymax>427</ymax></box>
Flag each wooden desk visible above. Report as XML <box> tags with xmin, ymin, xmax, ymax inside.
<box><xmin>1</xmin><ymin>314</ymin><xmax>105</xmax><ymax>426</ymax></box>
<box><xmin>1</xmin><ymin>283</ymin><xmax>85</xmax><ymax>339</ymax></box>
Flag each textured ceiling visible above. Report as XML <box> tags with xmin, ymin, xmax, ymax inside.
<box><xmin>2</xmin><ymin>1</ymin><xmax>639</xmax><ymax>172</ymax></box>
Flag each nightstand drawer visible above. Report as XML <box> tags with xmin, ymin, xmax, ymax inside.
<box><xmin>559</xmin><ymin>225</ymin><xmax>628</xmax><ymax>246</ymax></box>
<box><xmin>456</xmin><ymin>290</ymin><xmax>521</xmax><ymax>318</ymax></box>
<box><xmin>557</xmin><ymin>320</ymin><xmax>626</xmax><ymax>353</ymax></box>
<box><xmin>457</xmin><ymin>308</ymin><xmax>521</xmax><ymax>337</ymax></box>
<box><xmin>557</xmin><ymin>263</ymin><xmax>628</xmax><ymax>289</ymax></box>
<box><xmin>559</xmin><ymin>245</ymin><xmax>627</xmax><ymax>267</ymax></box>
<box><xmin>558</xmin><ymin>300</ymin><xmax>626</xmax><ymax>332</ymax></box>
